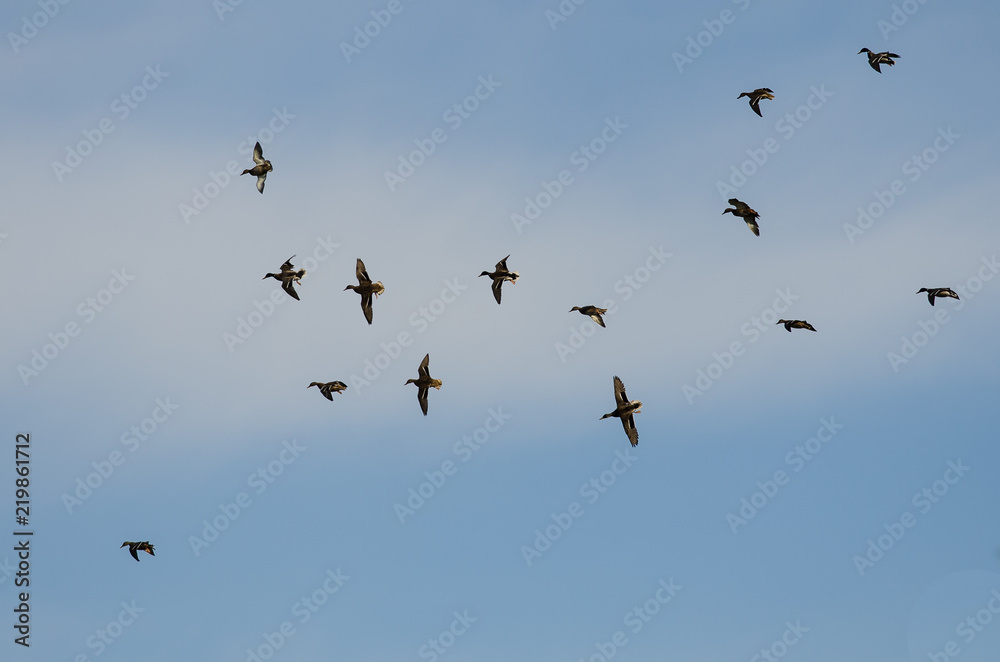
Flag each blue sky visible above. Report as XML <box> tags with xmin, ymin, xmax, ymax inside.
<box><xmin>3</xmin><ymin>0</ymin><xmax>1000</xmax><ymax>660</ymax></box>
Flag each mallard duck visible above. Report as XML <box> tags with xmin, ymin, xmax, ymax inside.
<box><xmin>479</xmin><ymin>255</ymin><xmax>519</xmax><ymax>304</ymax></box>
<box><xmin>308</xmin><ymin>381</ymin><xmax>348</xmax><ymax>401</ymax></box>
<box><xmin>776</xmin><ymin>319</ymin><xmax>817</xmax><ymax>332</ymax></box>
<box><xmin>405</xmin><ymin>353</ymin><xmax>442</xmax><ymax>416</ymax></box>
<box><xmin>722</xmin><ymin>199</ymin><xmax>760</xmax><ymax>236</ymax></box>
<box><xmin>859</xmin><ymin>48</ymin><xmax>900</xmax><ymax>73</ymax></box>
<box><xmin>263</xmin><ymin>255</ymin><xmax>305</xmax><ymax>300</ymax></box>
<box><xmin>570</xmin><ymin>305</ymin><xmax>608</xmax><ymax>328</ymax></box>
<box><xmin>917</xmin><ymin>287</ymin><xmax>960</xmax><ymax>306</ymax></box>
<box><xmin>737</xmin><ymin>88</ymin><xmax>774</xmax><ymax>117</ymax></box>
<box><xmin>600</xmin><ymin>376</ymin><xmax>641</xmax><ymax>447</ymax></box>
<box><xmin>240</xmin><ymin>141</ymin><xmax>273</xmax><ymax>193</ymax></box>
<box><xmin>121</xmin><ymin>541</ymin><xmax>155</xmax><ymax>562</ymax></box>
<box><xmin>344</xmin><ymin>258</ymin><xmax>384</xmax><ymax>325</ymax></box>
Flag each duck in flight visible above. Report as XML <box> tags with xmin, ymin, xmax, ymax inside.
<box><xmin>121</xmin><ymin>541</ymin><xmax>155</xmax><ymax>562</ymax></box>
<box><xmin>600</xmin><ymin>376</ymin><xmax>642</xmax><ymax>447</ymax></box>
<box><xmin>737</xmin><ymin>88</ymin><xmax>774</xmax><ymax>117</ymax></box>
<box><xmin>917</xmin><ymin>287</ymin><xmax>960</xmax><ymax>306</ymax></box>
<box><xmin>858</xmin><ymin>48</ymin><xmax>900</xmax><ymax>73</ymax></box>
<box><xmin>344</xmin><ymin>258</ymin><xmax>384</xmax><ymax>324</ymax></box>
<box><xmin>722</xmin><ymin>199</ymin><xmax>761</xmax><ymax>236</ymax></box>
<box><xmin>308</xmin><ymin>381</ymin><xmax>348</xmax><ymax>401</ymax></box>
<box><xmin>479</xmin><ymin>255</ymin><xmax>519</xmax><ymax>304</ymax></box>
<box><xmin>776</xmin><ymin>319</ymin><xmax>817</xmax><ymax>332</ymax></box>
<box><xmin>263</xmin><ymin>255</ymin><xmax>305</xmax><ymax>300</ymax></box>
<box><xmin>241</xmin><ymin>141</ymin><xmax>273</xmax><ymax>193</ymax></box>
<box><xmin>405</xmin><ymin>353</ymin><xmax>442</xmax><ymax>416</ymax></box>
<box><xmin>570</xmin><ymin>305</ymin><xmax>608</xmax><ymax>328</ymax></box>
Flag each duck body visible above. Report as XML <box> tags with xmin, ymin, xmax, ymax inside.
<box><xmin>859</xmin><ymin>48</ymin><xmax>900</xmax><ymax>73</ymax></box>
<box><xmin>737</xmin><ymin>88</ymin><xmax>774</xmax><ymax>117</ymax></box>
<box><xmin>309</xmin><ymin>381</ymin><xmax>348</xmax><ymax>401</ymax></box>
<box><xmin>777</xmin><ymin>319</ymin><xmax>817</xmax><ymax>332</ymax></box>
<box><xmin>479</xmin><ymin>255</ymin><xmax>519</xmax><ymax>304</ymax></box>
<box><xmin>344</xmin><ymin>258</ymin><xmax>384</xmax><ymax>324</ymax></box>
<box><xmin>263</xmin><ymin>255</ymin><xmax>305</xmax><ymax>300</ymax></box>
<box><xmin>570</xmin><ymin>305</ymin><xmax>608</xmax><ymax>328</ymax></box>
<box><xmin>722</xmin><ymin>198</ymin><xmax>761</xmax><ymax>236</ymax></box>
<box><xmin>121</xmin><ymin>541</ymin><xmax>155</xmax><ymax>561</ymax></box>
<box><xmin>405</xmin><ymin>353</ymin><xmax>442</xmax><ymax>416</ymax></box>
<box><xmin>917</xmin><ymin>287</ymin><xmax>960</xmax><ymax>306</ymax></box>
<box><xmin>240</xmin><ymin>141</ymin><xmax>272</xmax><ymax>193</ymax></box>
<box><xmin>600</xmin><ymin>376</ymin><xmax>641</xmax><ymax>447</ymax></box>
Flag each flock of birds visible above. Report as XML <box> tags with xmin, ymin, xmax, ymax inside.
<box><xmin>120</xmin><ymin>45</ymin><xmax>958</xmax><ymax>562</ymax></box>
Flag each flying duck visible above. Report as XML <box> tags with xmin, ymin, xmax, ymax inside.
<box><xmin>479</xmin><ymin>255</ymin><xmax>519</xmax><ymax>304</ymax></box>
<box><xmin>344</xmin><ymin>258</ymin><xmax>384</xmax><ymax>325</ymax></box>
<box><xmin>570</xmin><ymin>305</ymin><xmax>608</xmax><ymax>328</ymax></box>
<box><xmin>859</xmin><ymin>48</ymin><xmax>900</xmax><ymax>73</ymax></box>
<box><xmin>722</xmin><ymin>199</ymin><xmax>761</xmax><ymax>236</ymax></box>
<box><xmin>121</xmin><ymin>541</ymin><xmax>155</xmax><ymax>562</ymax></box>
<box><xmin>241</xmin><ymin>141</ymin><xmax>273</xmax><ymax>193</ymax></box>
<box><xmin>263</xmin><ymin>255</ymin><xmax>305</xmax><ymax>300</ymax></box>
<box><xmin>776</xmin><ymin>319</ymin><xmax>817</xmax><ymax>332</ymax></box>
<box><xmin>600</xmin><ymin>376</ymin><xmax>642</xmax><ymax>447</ymax></box>
<box><xmin>308</xmin><ymin>381</ymin><xmax>348</xmax><ymax>401</ymax></box>
<box><xmin>737</xmin><ymin>88</ymin><xmax>774</xmax><ymax>117</ymax></box>
<box><xmin>917</xmin><ymin>287</ymin><xmax>960</xmax><ymax>306</ymax></box>
<box><xmin>405</xmin><ymin>353</ymin><xmax>442</xmax><ymax>416</ymax></box>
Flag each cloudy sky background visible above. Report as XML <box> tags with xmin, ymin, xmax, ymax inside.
<box><xmin>2</xmin><ymin>0</ymin><xmax>1000</xmax><ymax>660</ymax></box>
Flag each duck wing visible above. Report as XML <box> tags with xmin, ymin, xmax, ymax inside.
<box><xmin>495</xmin><ymin>255</ymin><xmax>510</xmax><ymax>272</ymax></box>
<box><xmin>129</xmin><ymin>545</ymin><xmax>140</xmax><ymax>562</ymax></box>
<box><xmin>356</xmin><ymin>258</ymin><xmax>371</xmax><ymax>284</ymax></box>
<box><xmin>361</xmin><ymin>291</ymin><xmax>374</xmax><ymax>324</ymax></box>
<box><xmin>728</xmin><ymin>198</ymin><xmax>749</xmax><ymax>211</ymax></box>
<box><xmin>745</xmin><ymin>218</ymin><xmax>760</xmax><ymax>236</ymax></box>
<box><xmin>252</xmin><ymin>141</ymin><xmax>266</xmax><ymax>165</ymax></box>
<box><xmin>418</xmin><ymin>353</ymin><xmax>431</xmax><ymax>379</ymax></box>
<box><xmin>621</xmin><ymin>413</ymin><xmax>638</xmax><ymax>447</ymax></box>
<box><xmin>279</xmin><ymin>256</ymin><xmax>296</xmax><ymax>272</ymax></box>
<box><xmin>749</xmin><ymin>98</ymin><xmax>763</xmax><ymax>117</ymax></box>
<box><xmin>417</xmin><ymin>386</ymin><xmax>429</xmax><ymax>416</ymax></box>
<box><xmin>281</xmin><ymin>278</ymin><xmax>300</xmax><ymax>300</ymax></box>
<box><xmin>491</xmin><ymin>278</ymin><xmax>503</xmax><ymax>304</ymax></box>
<box><xmin>319</xmin><ymin>384</ymin><xmax>334</xmax><ymax>401</ymax></box>
<box><xmin>613</xmin><ymin>376</ymin><xmax>627</xmax><ymax>408</ymax></box>
<box><xmin>256</xmin><ymin>173</ymin><xmax>267</xmax><ymax>194</ymax></box>
<box><xmin>591</xmin><ymin>312</ymin><xmax>606</xmax><ymax>328</ymax></box>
